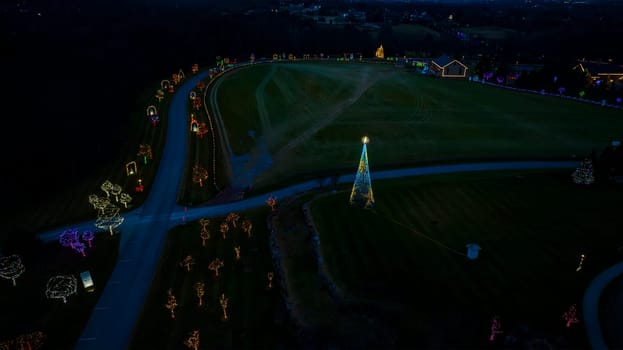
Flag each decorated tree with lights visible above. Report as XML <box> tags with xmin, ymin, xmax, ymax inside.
<box><xmin>183</xmin><ymin>330</ymin><xmax>200</xmax><ymax>350</ymax></box>
<box><xmin>219</xmin><ymin>293</ymin><xmax>229</xmax><ymax>321</ymax></box>
<box><xmin>265</xmin><ymin>196</ymin><xmax>277</xmax><ymax>211</ymax></box>
<box><xmin>15</xmin><ymin>331</ymin><xmax>46</xmax><ymax>350</ymax></box>
<box><xmin>234</xmin><ymin>246</ymin><xmax>241</xmax><ymax>261</ymax></box>
<box><xmin>91</xmin><ymin>196</ymin><xmax>110</xmax><ymax>214</ymax></box>
<box><xmin>209</xmin><ymin>258</ymin><xmax>224</xmax><ymax>277</ymax></box>
<box><xmin>196</xmin><ymin>123</ymin><xmax>209</xmax><ymax>139</ymax></box>
<box><xmin>563</xmin><ymin>304</ymin><xmax>580</xmax><ymax>328</ymax></box>
<box><xmin>0</xmin><ymin>255</ymin><xmax>25</xmax><ymax>286</ymax></box>
<box><xmin>572</xmin><ymin>157</ymin><xmax>595</xmax><ymax>185</ymax></box>
<box><xmin>59</xmin><ymin>229</ymin><xmax>79</xmax><ymax>250</ymax></box>
<box><xmin>119</xmin><ymin>193</ymin><xmax>132</xmax><ymax>208</ymax></box>
<box><xmin>110</xmin><ymin>184</ymin><xmax>122</xmax><ymax>202</ymax></box>
<box><xmin>82</xmin><ymin>230</ymin><xmax>95</xmax><ymax>248</ymax></box>
<box><xmin>192</xmin><ymin>165</ymin><xmax>209</xmax><ymax>187</ymax></box>
<box><xmin>88</xmin><ymin>194</ymin><xmax>99</xmax><ymax>209</ymax></box>
<box><xmin>194</xmin><ymin>282</ymin><xmax>205</xmax><ymax>306</ymax></box>
<box><xmin>200</xmin><ymin>228</ymin><xmax>210</xmax><ymax>247</ymax></box>
<box><xmin>199</xmin><ymin>218</ymin><xmax>210</xmax><ymax>230</ymax></box>
<box><xmin>165</xmin><ymin>288</ymin><xmax>177</xmax><ymax>319</ymax></box>
<box><xmin>137</xmin><ymin>144</ymin><xmax>153</xmax><ymax>164</ymax></box>
<box><xmin>349</xmin><ymin>136</ymin><xmax>375</xmax><ymax>209</ymax></box>
<box><xmin>225</xmin><ymin>213</ymin><xmax>240</xmax><ymax>228</ymax></box>
<box><xmin>179</xmin><ymin>255</ymin><xmax>195</xmax><ymax>272</ymax></box>
<box><xmin>95</xmin><ymin>204</ymin><xmax>124</xmax><ymax>235</ymax></box>
<box><xmin>241</xmin><ymin>220</ymin><xmax>252</xmax><ymax>238</ymax></box>
<box><xmin>73</xmin><ymin>241</ymin><xmax>87</xmax><ymax>257</ymax></box>
<box><xmin>101</xmin><ymin>180</ymin><xmax>113</xmax><ymax>198</ymax></box>
<box><xmin>219</xmin><ymin>222</ymin><xmax>229</xmax><ymax>239</ymax></box>
<box><xmin>45</xmin><ymin>275</ymin><xmax>77</xmax><ymax>303</ymax></box>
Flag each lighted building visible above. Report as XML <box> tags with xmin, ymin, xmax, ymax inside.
<box><xmin>430</xmin><ymin>54</ymin><xmax>468</xmax><ymax>78</ymax></box>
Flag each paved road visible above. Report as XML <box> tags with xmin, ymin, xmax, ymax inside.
<box><xmin>34</xmin><ymin>62</ymin><xmax>610</xmax><ymax>350</ymax></box>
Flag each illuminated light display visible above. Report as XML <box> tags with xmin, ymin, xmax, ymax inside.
<box><xmin>192</xmin><ymin>97</ymin><xmax>202</xmax><ymax>111</ymax></box>
<box><xmin>375</xmin><ymin>45</ymin><xmax>384</xmax><ymax>59</ymax></box>
<box><xmin>161</xmin><ymin>80</ymin><xmax>170</xmax><ymax>90</ymax></box>
<box><xmin>199</xmin><ymin>218</ymin><xmax>210</xmax><ymax>231</ymax></box>
<box><xmin>165</xmin><ymin>288</ymin><xmax>177</xmax><ymax>319</ymax></box>
<box><xmin>80</xmin><ymin>270</ymin><xmax>95</xmax><ymax>292</ymax></box>
<box><xmin>265</xmin><ymin>196</ymin><xmax>277</xmax><ymax>211</ymax></box>
<box><xmin>183</xmin><ymin>330</ymin><xmax>200</xmax><ymax>350</ymax></box>
<box><xmin>208</xmin><ymin>258</ymin><xmax>224</xmax><ymax>277</ymax></box>
<box><xmin>189</xmin><ymin>91</ymin><xmax>197</xmax><ymax>100</ymax></box>
<box><xmin>125</xmin><ymin>161</ymin><xmax>137</xmax><ymax>176</ymax></box>
<box><xmin>191</xmin><ymin>63</ymin><xmax>199</xmax><ymax>75</ymax></box>
<box><xmin>349</xmin><ymin>136</ymin><xmax>375</xmax><ymax>209</ymax></box>
<box><xmin>73</xmin><ymin>241</ymin><xmax>86</xmax><ymax>257</ymax></box>
<box><xmin>576</xmin><ymin>253</ymin><xmax>586</xmax><ymax>272</ymax></box>
<box><xmin>267</xmin><ymin>272</ymin><xmax>274</xmax><ymax>290</ymax></box>
<box><xmin>137</xmin><ymin>144</ymin><xmax>153</xmax><ymax>164</ymax></box>
<box><xmin>563</xmin><ymin>304</ymin><xmax>579</xmax><ymax>328</ymax></box>
<box><xmin>489</xmin><ymin>316</ymin><xmax>503</xmax><ymax>342</ymax></box>
<box><xmin>196</xmin><ymin>122</ymin><xmax>209</xmax><ymax>139</ymax></box>
<box><xmin>81</xmin><ymin>230</ymin><xmax>95</xmax><ymax>248</ymax></box>
<box><xmin>172</xmin><ymin>73</ymin><xmax>180</xmax><ymax>86</ymax></box>
<box><xmin>13</xmin><ymin>331</ymin><xmax>46</xmax><ymax>350</ymax></box>
<box><xmin>0</xmin><ymin>255</ymin><xmax>25</xmax><ymax>287</ymax></box>
<box><xmin>219</xmin><ymin>222</ymin><xmax>229</xmax><ymax>240</ymax></box>
<box><xmin>219</xmin><ymin>293</ymin><xmax>229</xmax><ymax>321</ymax></box>
<box><xmin>190</xmin><ymin>117</ymin><xmax>199</xmax><ymax>133</ymax></box>
<box><xmin>466</xmin><ymin>243</ymin><xmax>481</xmax><ymax>260</ymax></box>
<box><xmin>272</xmin><ymin>53</ymin><xmax>279</xmax><ymax>60</ymax></box>
<box><xmin>135</xmin><ymin>178</ymin><xmax>144</xmax><ymax>193</ymax></box>
<box><xmin>192</xmin><ymin>165</ymin><xmax>209</xmax><ymax>187</ymax></box>
<box><xmin>572</xmin><ymin>157</ymin><xmax>595</xmax><ymax>185</ymax></box>
<box><xmin>146</xmin><ymin>105</ymin><xmax>158</xmax><ymax>117</ymax></box>
<box><xmin>234</xmin><ymin>246</ymin><xmax>241</xmax><ymax>261</ymax></box>
<box><xmin>196</xmin><ymin>81</ymin><xmax>205</xmax><ymax>92</ymax></box>
<box><xmin>119</xmin><ymin>193</ymin><xmax>132</xmax><ymax>208</ymax></box>
<box><xmin>101</xmin><ymin>180</ymin><xmax>113</xmax><ymax>198</ymax></box>
<box><xmin>90</xmin><ymin>195</ymin><xmax>110</xmax><ymax>214</ymax></box>
<box><xmin>95</xmin><ymin>204</ymin><xmax>124</xmax><ymax>235</ymax></box>
<box><xmin>110</xmin><ymin>184</ymin><xmax>122</xmax><ymax>202</ymax></box>
<box><xmin>179</xmin><ymin>255</ymin><xmax>195</xmax><ymax>272</ymax></box>
<box><xmin>241</xmin><ymin>220</ymin><xmax>253</xmax><ymax>238</ymax></box>
<box><xmin>225</xmin><ymin>213</ymin><xmax>240</xmax><ymax>228</ymax></box>
<box><xmin>150</xmin><ymin>114</ymin><xmax>160</xmax><ymax>126</ymax></box>
<box><xmin>45</xmin><ymin>275</ymin><xmax>77</xmax><ymax>303</ymax></box>
<box><xmin>178</xmin><ymin>69</ymin><xmax>186</xmax><ymax>81</ymax></box>
<box><xmin>200</xmin><ymin>228</ymin><xmax>210</xmax><ymax>247</ymax></box>
<box><xmin>194</xmin><ymin>282</ymin><xmax>205</xmax><ymax>307</ymax></box>
<box><xmin>59</xmin><ymin>229</ymin><xmax>79</xmax><ymax>250</ymax></box>
<box><xmin>155</xmin><ymin>89</ymin><xmax>165</xmax><ymax>101</ymax></box>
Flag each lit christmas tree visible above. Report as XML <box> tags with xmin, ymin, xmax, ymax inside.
<box><xmin>349</xmin><ymin>136</ymin><xmax>375</xmax><ymax>208</ymax></box>
<box><xmin>572</xmin><ymin>157</ymin><xmax>595</xmax><ymax>185</ymax></box>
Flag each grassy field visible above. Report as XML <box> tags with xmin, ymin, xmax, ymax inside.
<box><xmin>214</xmin><ymin>62</ymin><xmax>623</xmax><ymax>190</ymax></box>
<box><xmin>309</xmin><ymin>170</ymin><xmax>623</xmax><ymax>348</ymax></box>
<box><xmin>0</xmin><ymin>233</ymin><xmax>120</xmax><ymax>348</ymax></box>
<box><xmin>130</xmin><ymin>209</ymin><xmax>296</xmax><ymax>349</ymax></box>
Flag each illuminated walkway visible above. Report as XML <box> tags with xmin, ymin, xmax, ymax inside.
<box><xmin>35</xmin><ymin>64</ymin><xmax>594</xmax><ymax>350</ymax></box>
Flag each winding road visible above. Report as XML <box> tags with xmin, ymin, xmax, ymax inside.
<box><xmin>35</xmin><ymin>63</ymin><xmax>614</xmax><ymax>349</ymax></box>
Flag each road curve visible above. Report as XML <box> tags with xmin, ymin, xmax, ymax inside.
<box><xmin>33</xmin><ymin>62</ymin><xmax>614</xmax><ymax>350</ymax></box>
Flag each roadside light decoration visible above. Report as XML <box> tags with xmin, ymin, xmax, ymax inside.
<box><xmin>196</xmin><ymin>122</ymin><xmax>208</xmax><ymax>139</ymax></box>
<box><xmin>137</xmin><ymin>144</ymin><xmax>153</xmax><ymax>164</ymax></box>
<box><xmin>225</xmin><ymin>213</ymin><xmax>240</xmax><ymax>228</ymax></box>
<box><xmin>45</xmin><ymin>275</ymin><xmax>77</xmax><ymax>303</ymax></box>
<box><xmin>110</xmin><ymin>183</ymin><xmax>122</xmax><ymax>202</ymax></box>
<box><xmin>0</xmin><ymin>255</ymin><xmax>25</xmax><ymax>287</ymax></box>
<box><xmin>267</xmin><ymin>272</ymin><xmax>274</xmax><ymax>290</ymax></box>
<box><xmin>9</xmin><ymin>331</ymin><xmax>46</xmax><ymax>350</ymax></box>
<box><xmin>147</xmin><ymin>105</ymin><xmax>158</xmax><ymax>117</ymax></box>
<box><xmin>179</xmin><ymin>255</ymin><xmax>195</xmax><ymax>272</ymax></box>
<box><xmin>155</xmin><ymin>89</ymin><xmax>165</xmax><ymax>101</ymax></box>
<box><xmin>576</xmin><ymin>253</ymin><xmax>586</xmax><ymax>272</ymax></box>
<box><xmin>95</xmin><ymin>204</ymin><xmax>124</xmax><ymax>235</ymax></box>
<box><xmin>81</xmin><ymin>230</ymin><xmax>95</xmax><ymax>248</ymax></box>
<box><xmin>165</xmin><ymin>288</ymin><xmax>177</xmax><ymax>319</ymax></box>
<box><xmin>208</xmin><ymin>258</ymin><xmax>224</xmax><ymax>277</ymax></box>
<box><xmin>161</xmin><ymin>80</ymin><xmax>170</xmax><ymax>90</ymax></box>
<box><xmin>192</xmin><ymin>165</ymin><xmax>209</xmax><ymax>187</ymax></box>
<box><xmin>196</xmin><ymin>81</ymin><xmax>205</xmax><ymax>92</ymax></box>
<box><xmin>489</xmin><ymin>316</ymin><xmax>503</xmax><ymax>342</ymax></box>
<box><xmin>189</xmin><ymin>91</ymin><xmax>197</xmax><ymax>100</ymax></box>
<box><xmin>190</xmin><ymin>117</ymin><xmax>199</xmax><ymax>133</ymax></box>
<box><xmin>183</xmin><ymin>330</ymin><xmax>200</xmax><ymax>350</ymax></box>
<box><xmin>194</xmin><ymin>282</ymin><xmax>205</xmax><ymax>307</ymax></box>
<box><xmin>191</xmin><ymin>63</ymin><xmax>199</xmax><ymax>74</ymax></box>
<box><xmin>266</xmin><ymin>196</ymin><xmax>277</xmax><ymax>211</ymax></box>
<box><xmin>178</xmin><ymin>68</ymin><xmax>185</xmax><ymax>81</ymax></box>
<box><xmin>219</xmin><ymin>222</ymin><xmax>229</xmax><ymax>240</ymax></box>
<box><xmin>563</xmin><ymin>304</ymin><xmax>580</xmax><ymax>328</ymax></box>
<box><xmin>135</xmin><ymin>178</ymin><xmax>144</xmax><ymax>193</ymax></box>
<box><xmin>150</xmin><ymin>114</ymin><xmax>160</xmax><ymax>126</ymax></box>
<box><xmin>89</xmin><ymin>195</ymin><xmax>110</xmax><ymax>214</ymax></box>
<box><xmin>192</xmin><ymin>97</ymin><xmax>202</xmax><ymax>110</ymax></box>
<box><xmin>126</xmin><ymin>161</ymin><xmax>138</xmax><ymax>176</ymax></box>
<box><xmin>200</xmin><ymin>228</ymin><xmax>210</xmax><ymax>247</ymax></box>
<box><xmin>80</xmin><ymin>270</ymin><xmax>95</xmax><ymax>293</ymax></box>
<box><xmin>101</xmin><ymin>180</ymin><xmax>113</xmax><ymax>198</ymax></box>
<box><xmin>241</xmin><ymin>220</ymin><xmax>253</xmax><ymax>238</ymax></box>
<box><xmin>219</xmin><ymin>293</ymin><xmax>229</xmax><ymax>321</ymax></box>
<box><xmin>234</xmin><ymin>246</ymin><xmax>241</xmax><ymax>261</ymax></box>
<box><xmin>172</xmin><ymin>73</ymin><xmax>180</xmax><ymax>85</ymax></box>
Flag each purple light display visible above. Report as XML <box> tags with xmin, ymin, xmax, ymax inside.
<box><xmin>82</xmin><ymin>231</ymin><xmax>95</xmax><ymax>248</ymax></box>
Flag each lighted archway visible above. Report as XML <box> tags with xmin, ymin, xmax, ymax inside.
<box><xmin>146</xmin><ymin>105</ymin><xmax>158</xmax><ymax>117</ymax></box>
<box><xmin>161</xmin><ymin>80</ymin><xmax>170</xmax><ymax>90</ymax></box>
